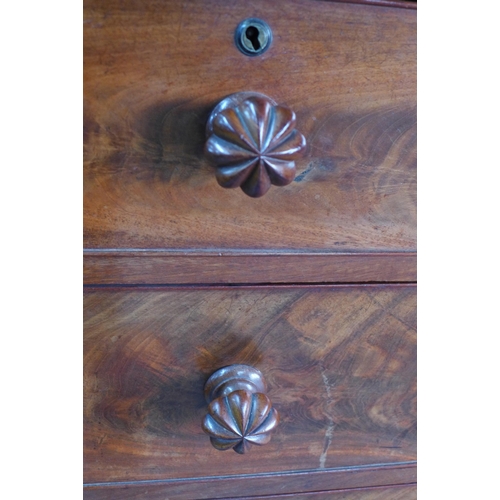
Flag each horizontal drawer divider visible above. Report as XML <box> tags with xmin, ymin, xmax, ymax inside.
<box><xmin>323</xmin><ymin>0</ymin><xmax>416</xmax><ymax>10</ymax></box>
<box><xmin>84</xmin><ymin>282</ymin><xmax>416</xmax><ymax>290</ymax></box>
<box><xmin>84</xmin><ymin>251</ymin><xmax>416</xmax><ymax>285</ymax></box>
<box><xmin>84</xmin><ymin>462</ymin><xmax>417</xmax><ymax>499</ymax></box>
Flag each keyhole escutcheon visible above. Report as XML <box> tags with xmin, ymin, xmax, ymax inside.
<box><xmin>235</xmin><ymin>18</ymin><xmax>272</xmax><ymax>57</ymax></box>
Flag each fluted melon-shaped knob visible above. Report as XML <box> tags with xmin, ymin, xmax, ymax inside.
<box><xmin>205</xmin><ymin>92</ymin><xmax>306</xmax><ymax>198</ymax></box>
<box><xmin>202</xmin><ymin>365</ymin><xmax>279</xmax><ymax>454</ymax></box>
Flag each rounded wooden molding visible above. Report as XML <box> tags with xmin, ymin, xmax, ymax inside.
<box><xmin>205</xmin><ymin>93</ymin><xmax>306</xmax><ymax>198</ymax></box>
<box><xmin>202</xmin><ymin>365</ymin><xmax>279</xmax><ymax>454</ymax></box>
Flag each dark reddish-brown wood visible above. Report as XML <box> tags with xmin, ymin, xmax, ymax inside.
<box><xmin>229</xmin><ymin>483</ymin><xmax>417</xmax><ymax>500</ymax></box>
<box><xmin>83</xmin><ymin>251</ymin><xmax>416</xmax><ymax>285</ymax></box>
<box><xmin>206</xmin><ymin>93</ymin><xmax>306</xmax><ymax>197</ymax></box>
<box><xmin>83</xmin><ymin>0</ymin><xmax>417</xmax><ymax>497</ymax></box>
<box><xmin>84</xmin><ymin>0</ymin><xmax>416</xmax><ymax>255</ymax></box>
<box><xmin>84</xmin><ymin>285</ymin><xmax>416</xmax><ymax>484</ymax></box>
<box><xmin>83</xmin><ymin>463</ymin><xmax>416</xmax><ymax>499</ymax></box>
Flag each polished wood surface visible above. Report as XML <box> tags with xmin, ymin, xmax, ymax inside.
<box><xmin>84</xmin><ymin>0</ymin><xmax>416</xmax><ymax>252</ymax></box>
<box><xmin>84</xmin><ymin>285</ymin><xmax>416</xmax><ymax>484</ymax></box>
<box><xmin>83</xmin><ymin>0</ymin><xmax>417</xmax><ymax>496</ymax></box>
<box><xmin>83</xmin><ymin>463</ymin><xmax>416</xmax><ymax>499</ymax></box>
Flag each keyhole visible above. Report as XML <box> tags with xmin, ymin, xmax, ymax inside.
<box><xmin>245</xmin><ymin>26</ymin><xmax>261</xmax><ymax>51</ymax></box>
<box><xmin>235</xmin><ymin>18</ymin><xmax>272</xmax><ymax>56</ymax></box>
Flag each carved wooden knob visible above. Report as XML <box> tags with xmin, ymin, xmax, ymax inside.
<box><xmin>202</xmin><ymin>365</ymin><xmax>279</xmax><ymax>454</ymax></box>
<box><xmin>205</xmin><ymin>92</ymin><xmax>306</xmax><ymax>197</ymax></box>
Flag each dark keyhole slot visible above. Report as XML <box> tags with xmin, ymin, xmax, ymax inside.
<box><xmin>245</xmin><ymin>26</ymin><xmax>261</xmax><ymax>51</ymax></box>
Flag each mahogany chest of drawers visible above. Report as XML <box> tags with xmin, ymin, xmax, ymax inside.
<box><xmin>84</xmin><ymin>0</ymin><xmax>416</xmax><ymax>498</ymax></box>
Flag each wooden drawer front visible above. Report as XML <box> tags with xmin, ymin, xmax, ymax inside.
<box><xmin>84</xmin><ymin>0</ymin><xmax>416</xmax><ymax>252</ymax></box>
<box><xmin>84</xmin><ymin>285</ymin><xmax>416</xmax><ymax>486</ymax></box>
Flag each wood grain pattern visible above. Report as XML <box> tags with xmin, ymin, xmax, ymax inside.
<box><xmin>233</xmin><ymin>484</ymin><xmax>417</xmax><ymax>500</ymax></box>
<box><xmin>83</xmin><ymin>251</ymin><xmax>417</xmax><ymax>284</ymax></box>
<box><xmin>83</xmin><ymin>463</ymin><xmax>416</xmax><ymax>499</ymax></box>
<box><xmin>84</xmin><ymin>285</ymin><xmax>416</xmax><ymax>484</ymax></box>
<box><xmin>84</xmin><ymin>0</ymin><xmax>416</xmax><ymax>252</ymax></box>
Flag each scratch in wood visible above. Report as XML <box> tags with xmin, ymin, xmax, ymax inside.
<box><xmin>319</xmin><ymin>366</ymin><xmax>335</xmax><ymax>469</ymax></box>
<box><xmin>294</xmin><ymin>165</ymin><xmax>313</xmax><ymax>182</ymax></box>
<box><xmin>176</xmin><ymin>3</ymin><xmax>185</xmax><ymax>44</ymax></box>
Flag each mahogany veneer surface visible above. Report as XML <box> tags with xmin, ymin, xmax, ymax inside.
<box><xmin>84</xmin><ymin>0</ymin><xmax>416</xmax><ymax>254</ymax></box>
<box><xmin>84</xmin><ymin>285</ymin><xmax>416</xmax><ymax>484</ymax></box>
